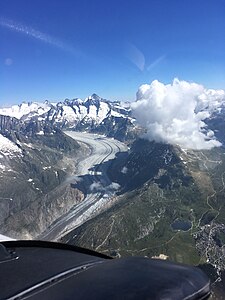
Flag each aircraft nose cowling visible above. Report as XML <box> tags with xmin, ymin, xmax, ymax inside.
<box><xmin>0</xmin><ymin>240</ymin><xmax>210</xmax><ymax>300</ymax></box>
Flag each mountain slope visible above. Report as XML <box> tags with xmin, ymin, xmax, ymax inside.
<box><xmin>63</xmin><ymin>137</ymin><xmax>225</xmax><ymax>274</ymax></box>
<box><xmin>0</xmin><ymin>116</ymin><xmax>87</xmax><ymax>239</ymax></box>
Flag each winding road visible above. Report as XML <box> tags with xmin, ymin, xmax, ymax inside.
<box><xmin>39</xmin><ymin>131</ymin><xmax>128</xmax><ymax>241</ymax></box>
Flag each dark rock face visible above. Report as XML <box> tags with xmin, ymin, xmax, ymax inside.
<box><xmin>205</xmin><ymin>108</ymin><xmax>225</xmax><ymax>146</ymax></box>
<box><xmin>91</xmin><ymin>115</ymin><xmax>136</xmax><ymax>141</ymax></box>
<box><xmin>3</xmin><ymin>184</ymin><xmax>84</xmax><ymax>239</ymax></box>
<box><xmin>107</xmin><ymin>138</ymin><xmax>189</xmax><ymax>193</ymax></box>
<box><xmin>0</xmin><ymin>115</ymin><xmax>21</xmax><ymax>133</ymax></box>
<box><xmin>0</xmin><ymin>115</ymin><xmax>85</xmax><ymax>239</ymax></box>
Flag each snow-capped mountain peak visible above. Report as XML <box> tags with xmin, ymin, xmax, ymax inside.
<box><xmin>0</xmin><ymin>102</ymin><xmax>52</xmax><ymax>120</ymax></box>
<box><xmin>0</xmin><ymin>94</ymin><xmax>129</xmax><ymax>122</ymax></box>
<box><xmin>0</xmin><ymin>94</ymin><xmax>135</xmax><ymax>140</ymax></box>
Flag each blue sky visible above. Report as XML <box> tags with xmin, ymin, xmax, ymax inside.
<box><xmin>1</xmin><ymin>0</ymin><xmax>225</xmax><ymax>105</ymax></box>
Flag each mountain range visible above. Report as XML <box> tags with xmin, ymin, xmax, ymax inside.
<box><xmin>0</xmin><ymin>94</ymin><xmax>136</xmax><ymax>238</ymax></box>
<box><xmin>0</xmin><ymin>94</ymin><xmax>136</xmax><ymax>140</ymax></box>
<box><xmin>1</xmin><ymin>93</ymin><xmax>225</xmax><ymax>298</ymax></box>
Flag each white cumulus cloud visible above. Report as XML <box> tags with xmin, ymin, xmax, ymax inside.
<box><xmin>131</xmin><ymin>78</ymin><xmax>225</xmax><ymax>150</ymax></box>
<box><xmin>90</xmin><ymin>182</ymin><xmax>103</xmax><ymax>192</ymax></box>
<box><xmin>121</xmin><ymin>166</ymin><xmax>128</xmax><ymax>174</ymax></box>
<box><xmin>108</xmin><ymin>182</ymin><xmax>120</xmax><ymax>191</ymax></box>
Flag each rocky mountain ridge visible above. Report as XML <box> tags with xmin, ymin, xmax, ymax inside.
<box><xmin>0</xmin><ymin>93</ymin><xmax>137</xmax><ymax>239</ymax></box>
<box><xmin>0</xmin><ymin>94</ymin><xmax>136</xmax><ymax>141</ymax></box>
<box><xmin>0</xmin><ymin>117</ymin><xmax>87</xmax><ymax>239</ymax></box>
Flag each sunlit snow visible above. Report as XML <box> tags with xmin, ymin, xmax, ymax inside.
<box><xmin>0</xmin><ymin>134</ymin><xmax>22</xmax><ymax>156</ymax></box>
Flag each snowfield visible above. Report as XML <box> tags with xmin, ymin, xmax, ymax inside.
<box><xmin>0</xmin><ymin>134</ymin><xmax>22</xmax><ymax>157</ymax></box>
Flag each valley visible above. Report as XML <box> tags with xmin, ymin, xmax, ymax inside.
<box><xmin>63</xmin><ymin>141</ymin><xmax>225</xmax><ymax>277</ymax></box>
<box><xmin>39</xmin><ymin>131</ymin><xmax>128</xmax><ymax>241</ymax></box>
<box><xmin>1</xmin><ymin>94</ymin><xmax>225</xmax><ymax>298</ymax></box>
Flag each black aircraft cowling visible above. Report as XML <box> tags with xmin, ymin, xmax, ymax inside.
<box><xmin>0</xmin><ymin>240</ymin><xmax>210</xmax><ymax>300</ymax></box>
